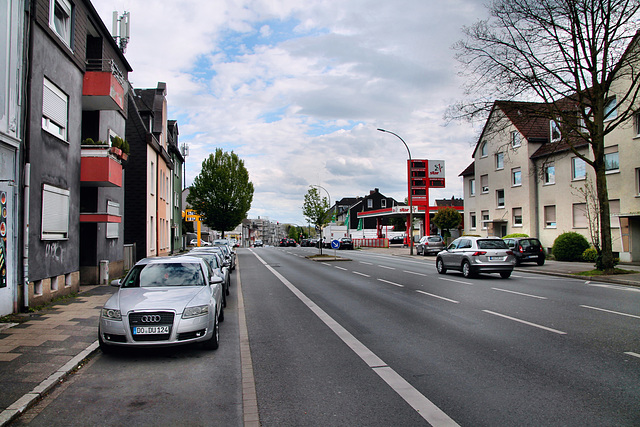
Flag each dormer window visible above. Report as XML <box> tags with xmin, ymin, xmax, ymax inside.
<box><xmin>550</xmin><ymin>119</ymin><xmax>561</xmax><ymax>142</ymax></box>
<box><xmin>604</xmin><ymin>97</ymin><xmax>617</xmax><ymax>121</ymax></box>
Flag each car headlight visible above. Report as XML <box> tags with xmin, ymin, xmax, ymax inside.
<box><xmin>101</xmin><ymin>308</ymin><xmax>121</xmax><ymax>320</ymax></box>
<box><xmin>182</xmin><ymin>305</ymin><xmax>209</xmax><ymax>319</ymax></box>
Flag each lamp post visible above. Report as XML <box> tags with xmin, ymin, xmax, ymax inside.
<box><xmin>377</xmin><ymin>128</ymin><xmax>414</xmax><ymax>255</ymax></box>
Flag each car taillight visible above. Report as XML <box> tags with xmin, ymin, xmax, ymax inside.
<box><xmin>519</xmin><ymin>247</ymin><xmax>524</xmax><ymax>253</ymax></box>
<box><xmin>506</xmin><ymin>250</ymin><xmax>514</xmax><ymax>255</ymax></box>
<box><xmin>472</xmin><ymin>251</ymin><xmax>487</xmax><ymax>256</ymax></box>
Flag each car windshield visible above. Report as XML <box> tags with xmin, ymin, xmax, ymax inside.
<box><xmin>477</xmin><ymin>239</ymin><xmax>509</xmax><ymax>249</ymax></box>
<box><xmin>121</xmin><ymin>263</ymin><xmax>205</xmax><ymax>288</ymax></box>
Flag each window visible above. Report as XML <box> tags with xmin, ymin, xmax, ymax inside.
<box><xmin>512</xmin><ymin>167</ymin><xmax>521</xmax><ymax>186</ymax></box>
<box><xmin>42</xmin><ymin>78</ymin><xmax>68</xmax><ymax>140</ymax></box>
<box><xmin>495</xmin><ymin>152</ymin><xmax>504</xmax><ymax>170</ymax></box>
<box><xmin>604</xmin><ymin>147</ymin><xmax>619</xmax><ymax>172</ymax></box>
<box><xmin>481</xmin><ymin>210</ymin><xmax>489</xmax><ymax>230</ymax></box>
<box><xmin>381</xmin><ymin>199</ymin><xmax>386</xmax><ymax>208</ymax></box>
<box><xmin>49</xmin><ymin>0</ymin><xmax>73</xmax><ymax>47</ymax></box>
<box><xmin>635</xmin><ymin>113</ymin><xmax>640</xmax><ymax>136</ymax></box>
<box><xmin>636</xmin><ymin>168</ymin><xmax>640</xmax><ymax>195</ymax></box>
<box><xmin>544</xmin><ymin>205</ymin><xmax>556</xmax><ymax>228</ymax></box>
<box><xmin>480</xmin><ymin>141</ymin><xmax>487</xmax><ymax>157</ymax></box>
<box><xmin>573</xmin><ymin>203</ymin><xmax>587</xmax><ymax>228</ymax></box>
<box><xmin>367</xmin><ymin>199</ymin><xmax>373</xmax><ymax>208</ymax></box>
<box><xmin>544</xmin><ymin>164</ymin><xmax>555</xmax><ymax>184</ymax></box>
<box><xmin>150</xmin><ymin>161</ymin><xmax>154</xmax><ymax>195</ymax></box>
<box><xmin>42</xmin><ymin>184</ymin><xmax>70</xmax><ymax>240</ymax></box>
<box><xmin>609</xmin><ymin>199</ymin><xmax>620</xmax><ymax>229</ymax></box>
<box><xmin>572</xmin><ymin>157</ymin><xmax>586</xmax><ymax>180</ymax></box>
<box><xmin>150</xmin><ymin>216</ymin><xmax>155</xmax><ymax>250</ymax></box>
<box><xmin>470</xmin><ymin>212</ymin><xmax>476</xmax><ymax>229</ymax></box>
<box><xmin>604</xmin><ymin>97</ymin><xmax>617</xmax><ymax>121</ymax></box>
<box><xmin>550</xmin><ymin>119</ymin><xmax>561</xmax><ymax>142</ymax></box>
<box><xmin>496</xmin><ymin>189</ymin><xmax>505</xmax><ymax>208</ymax></box>
<box><xmin>106</xmin><ymin>201</ymin><xmax>119</xmax><ymax>238</ymax></box>
<box><xmin>511</xmin><ymin>131</ymin><xmax>521</xmax><ymax>148</ymax></box>
<box><xmin>481</xmin><ymin>174</ymin><xmax>488</xmax><ymax>193</ymax></box>
<box><xmin>469</xmin><ymin>179</ymin><xmax>475</xmax><ymax>196</ymax></box>
<box><xmin>513</xmin><ymin>207</ymin><xmax>523</xmax><ymax>226</ymax></box>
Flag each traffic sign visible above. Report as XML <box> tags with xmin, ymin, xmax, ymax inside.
<box><xmin>331</xmin><ymin>239</ymin><xmax>340</xmax><ymax>249</ymax></box>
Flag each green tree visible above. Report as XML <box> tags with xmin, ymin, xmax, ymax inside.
<box><xmin>451</xmin><ymin>0</ymin><xmax>640</xmax><ymax>273</ymax></box>
<box><xmin>302</xmin><ymin>187</ymin><xmax>330</xmax><ymax>229</ymax></box>
<box><xmin>187</xmin><ymin>149</ymin><xmax>254</xmax><ymax>237</ymax></box>
<box><xmin>432</xmin><ymin>208</ymin><xmax>462</xmax><ymax>239</ymax></box>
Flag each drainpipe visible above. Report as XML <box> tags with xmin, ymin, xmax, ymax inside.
<box><xmin>22</xmin><ymin>163</ymin><xmax>30</xmax><ymax>309</ymax></box>
<box><xmin>532</xmin><ymin>159</ymin><xmax>540</xmax><ymax>239</ymax></box>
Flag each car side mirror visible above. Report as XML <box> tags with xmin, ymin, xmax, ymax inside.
<box><xmin>210</xmin><ymin>275</ymin><xmax>223</xmax><ymax>285</ymax></box>
<box><xmin>110</xmin><ymin>279</ymin><xmax>121</xmax><ymax>287</ymax></box>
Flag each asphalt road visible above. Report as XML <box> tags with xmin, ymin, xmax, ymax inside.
<box><xmin>242</xmin><ymin>246</ymin><xmax>640</xmax><ymax>426</ymax></box>
<box><xmin>10</xmin><ymin>246</ymin><xmax>640</xmax><ymax>426</ymax></box>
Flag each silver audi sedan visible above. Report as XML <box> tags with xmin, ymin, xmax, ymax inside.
<box><xmin>98</xmin><ymin>256</ymin><xmax>224</xmax><ymax>352</ymax></box>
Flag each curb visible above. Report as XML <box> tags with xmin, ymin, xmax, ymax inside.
<box><xmin>0</xmin><ymin>341</ymin><xmax>100</xmax><ymax>426</ymax></box>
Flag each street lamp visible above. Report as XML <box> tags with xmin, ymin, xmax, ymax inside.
<box><xmin>377</xmin><ymin>128</ymin><xmax>414</xmax><ymax>255</ymax></box>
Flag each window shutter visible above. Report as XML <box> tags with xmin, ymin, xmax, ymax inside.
<box><xmin>43</xmin><ymin>80</ymin><xmax>68</xmax><ymax>127</ymax></box>
<box><xmin>42</xmin><ymin>185</ymin><xmax>69</xmax><ymax>238</ymax></box>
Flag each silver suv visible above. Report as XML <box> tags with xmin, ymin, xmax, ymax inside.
<box><xmin>435</xmin><ymin>236</ymin><xmax>515</xmax><ymax>278</ymax></box>
<box><xmin>416</xmin><ymin>235</ymin><xmax>445</xmax><ymax>256</ymax></box>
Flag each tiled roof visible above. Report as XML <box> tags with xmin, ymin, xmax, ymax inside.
<box><xmin>459</xmin><ymin>162</ymin><xmax>474</xmax><ymax>177</ymax></box>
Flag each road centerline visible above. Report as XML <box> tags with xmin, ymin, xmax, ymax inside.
<box><xmin>483</xmin><ymin>310</ymin><xmax>567</xmax><ymax>335</ymax></box>
<box><xmin>416</xmin><ymin>290</ymin><xmax>459</xmax><ymax>304</ymax></box>
<box><xmin>491</xmin><ymin>288</ymin><xmax>547</xmax><ymax>299</ymax></box>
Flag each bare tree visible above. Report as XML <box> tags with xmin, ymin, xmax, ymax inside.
<box><xmin>451</xmin><ymin>0</ymin><xmax>640</xmax><ymax>272</ymax></box>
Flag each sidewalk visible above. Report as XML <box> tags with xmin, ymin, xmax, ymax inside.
<box><xmin>1</xmin><ymin>251</ymin><xmax>639</xmax><ymax>426</ymax></box>
<box><xmin>0</xmin><ymin>285</ymin><xmax>116</xmax><ymax>426</ymax></box>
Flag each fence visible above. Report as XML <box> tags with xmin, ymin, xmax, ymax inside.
<box><xmin>123</xmin><ymin>243</ymin><xmax>136</xmax><ymax>271</ymax></box>
<box><xmin>353</xmin><ymin>238</ymin><xmax>389</xmax><ymax>249</ymax></box>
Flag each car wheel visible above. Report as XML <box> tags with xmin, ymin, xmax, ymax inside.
<box><xmin>462</xmin><ymin>260</ymin><xmax>474</xmax><ymax>278</ymax></box>
<box><xmin>218</xmin><ymin>305</ymin><xmax>225</xmax><ymax>323</ymax></box>
<box><xmin>203</xmin><ymin>313</ymin><xmax>219</xmax><ymax>350</ymax></box>
<box><xmin>436</xmin><ymin>258</ymin><xmax>447</xmax><ymax>274</ymax></box>
<box><xmin>500</xmin><ymin>271</ymin><xmax>512</xmax><ymax>279</ymax></box>
<box><xmin>537</xmin><ymin>258</ymin><xmax>545</xmax><ymax>266</ymax></box>
<box><xmin>226</xmin><ymin>282</ymin><xmax>230</xmax><ymax>295</ymax></box>
<box><xmin>222</xmin><ymin>292</ymin><xmax>227</xmax><ymax>308</ymax></box>
<box><xmin>515</xmin><ymin>258</ymin><xmax>521</xmax><ymax>266</ymax></box>
<box><xmin>422</xmin><ymin>248</ymin><xmax>427</xmax><ymax>257</ymax></box>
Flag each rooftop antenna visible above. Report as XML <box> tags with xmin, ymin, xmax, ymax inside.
<box><xmin>112</xmin><ymin>11</ymin><xmax>130</xmax><ymax>53</ymax></box>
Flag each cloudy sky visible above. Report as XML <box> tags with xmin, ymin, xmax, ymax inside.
<box><xmin>92</xmin><ymin>0</ymin><xmax>488</xmax><ymax>226</ymax></box>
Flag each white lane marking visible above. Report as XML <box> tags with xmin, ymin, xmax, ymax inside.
<box><xmin>587</xmin><ymin>283</ymin><xmax>640</xmax><ymax>292</ymax></box>
<box><xmin>335</xmin><ymin>266</ymin><xmax>348</xmax><ymax>271</ymax></box>
<box><xmin>483</xmin><ymin>310</ymin><xmax>567</xmax><ymax>335</ymax></box>
<box><xmin>360</xmin><ymin>261</ymin><xmax>373</xmax><ymax>265</ymax></box>
<box><xmin>439</xmin><ymin>277</ymin><xmax>474</xmax><ymax>286</ymax></box>
<box><xmin>491</xmin><ymin>288</ymin><xmax>547</xmax><ymax>299</ymax></box>
<box><xmin>416</xmin><ymin>290</ymin><xmax>459</xmax><ymax>304</ymax></box>
<box><xmin>353</xmin><ymin>271</ymin><xmax>370</xmax><ymax>278</ymax></box>
<box><xmin>378</xmin><ymin>279</ymin><xmax>404</xmax><ymax>288</ymax></box>
<box><xmin>624</xmin><ymin>352</ymin><xmax>640</xmax><ymax>359</ymax></box>
<box><xmin>404</xmin><ymin>270</ymin><xmax>427</xmax><ymax>277</ymax></box>
<box><xmin>321</xmin><ymin>263</ymin><xmax>332</xmax><ymax>267</ymax></box>
<box><xmin>379</xmin><ymin>265</ymin><xmax>396</xmax><ymax>270</ymax></box>
<box><xmin>251</xmin><ymin>252</ymin><xmax>459</xmax><ymax>426</ymax></box>
<box><xmin>580</xmin><ymin>305</ymin><xmax>640</xmax><ymax>320</ymax></box>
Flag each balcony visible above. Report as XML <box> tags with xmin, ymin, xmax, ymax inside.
<box><xmin>82</xmin><ymin>60</ymin><xmax>126</xmax><ymax>111</ymax></box>
<box><xmin>79</xmin><ymin>213</ymin><xmax>121</xmax><ymax>223</ymax></box>
<box><xmin>80</xmin><ymin>146</ymin><xmax>123</xmax><ymax>187</ymax></box>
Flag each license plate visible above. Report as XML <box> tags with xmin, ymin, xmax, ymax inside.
<box><xmin>489</xmin><ymin>256</ymin><xmax>503</xmax><ymax>260</ymax></box>
<box><xmin>133</xmin><ymin>326</ymin><xmax>170</xmax><ymax>335</ymax></box>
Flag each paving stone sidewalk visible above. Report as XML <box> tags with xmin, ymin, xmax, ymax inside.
<box><xmin>0</xmin><ymin>285</ymin><xmax>116</xmax><ymax>426</ymax></box>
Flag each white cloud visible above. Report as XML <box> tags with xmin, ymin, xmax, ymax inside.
<box><xmin>92</xmin><ymin>0</ymin><xmax>487</xmax><ymax>225</ymax></box>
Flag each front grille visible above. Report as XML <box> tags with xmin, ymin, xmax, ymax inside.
<box><xmin>129</xmin><ymin>311</ymin><xmax>174</xmax><ymax>342</ymax></box>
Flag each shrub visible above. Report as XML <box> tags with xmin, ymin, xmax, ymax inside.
<box><xmin>503</xmin><ymin>233</ymin><xmax>529</xmax><ymax>238</ymax></box>
<box><xmin>582</xmin><ymin>247</ymin><xmax>598</xmax><ymax>263</ymax></box>
<box><xmin>552</xmin><ymin>232</ymin><xmax>590</xmax><ymax>261</ymax></box>
<box><xmin>82</xmin><ymin>138</ymin><xmax>95</xmax><ymax>145</ymax></box>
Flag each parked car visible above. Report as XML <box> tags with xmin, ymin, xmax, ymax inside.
<box><xmin>338</xmin><ymin>237</ymin><xmax>354</xmax><ymax>249</ymax></box>
<box><xmin>186</xmin><ymin>250</ymin><xmax>230</xmax><ymax>303</ymax></box>
<box><xmin>98</xmin><ymin>256</ymin><xmax>224</xmax><ymax>352</ymax></box>
<box><xmin>416</xmin><ymin>235</ymin><xmax>445</xmax><ymax>256</ymax></box>
<box><xmin>189</xmin><ymin>239</ymin><xmax>211</xmax><ymax>246</ymax></box>
<box><xmin>435</xmin><ymin>236</ymin><xmax>515</xmax><ymax>278</ymax></box>
<box><xmin>254</xmin><ymin>239</ymin><xmax>263</xmax><ymax>247</ymax></box>
<box><xmin>279</xmin><ymin>238</ymin><xmax>288</xmax><ymax>247</ymax></box>
<box><xmin>212</xmin><ymin>244</ymin><xmax>236</xmax><ymax>270</ymax></box>
<box><xmin>389</xmin><ymin>235</ymin><xmax>405</xmax><ymax>245</ymax></box>
<box><xmin>503</xmin><ymin>237</ymin><xmax>546</xmax><ymax>266</ymax></box>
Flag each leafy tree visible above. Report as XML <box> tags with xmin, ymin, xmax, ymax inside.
<box><xmin>451</xmin><ymin>0</ymin><xmax>640</xmax><ymax>273</ymax></box>
<box><xmin>432</xmin><ymin>208</ymin><xmax>462</xmax><ymax>239</ymax></box>
<box><xmin>302</xmin><ymin>187</ymin><xmax>330</xmax><ymax>229</ymax></box>
<box><xmin>187</xmin><ymin>149</ymin><xmax>254</xmax><ymax>237</ymax></box>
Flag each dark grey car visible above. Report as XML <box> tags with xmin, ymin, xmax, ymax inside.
<box><xmin>436</xmin><ymin>236</ymin><xmax>515</xmax><ymax>278</ymax></box>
